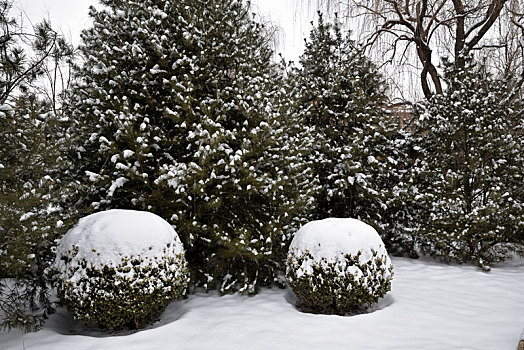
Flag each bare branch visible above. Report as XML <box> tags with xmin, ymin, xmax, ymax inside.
<box><xmin>426</xmin><ymin>0</ymin><xmax>449</xmax><ymax>37</ymax></box>
<box><xmin>464</xmin><ymin>1</ymin><xmax>497</xmax><ymax>39</ymax></box>
<box><xmin>466</xmin><ymin>0</ymin><xmax>509</xmax><ymax>51</ymax></box>
<box><xmin>502</xmin><ymin>16</ymin><xmax>524</xmax><ymax>104</ymax></box>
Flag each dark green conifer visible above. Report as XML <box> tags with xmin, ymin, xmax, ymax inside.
<box><xmin>289</xmin><ymin>14</ymin><xmax>409</xmax><ymax>253</ymax></box>
<box><xmin>0</xmin><ymin>0</ymin><xmax>74</xmax><ymax>331</ymax></box>
<box><xmin>67</xmin><ymin>0</ymin><xmax>317</xmax><ymax>293</ymax></box>
<box><xmin>408</xmin><ymin>57</ymin><xmax>524</xmax><ymax>268</ymax></box>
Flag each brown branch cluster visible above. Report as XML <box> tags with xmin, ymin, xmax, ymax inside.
<box><xmin>331</xmin><ymin>0</ymin><xmax>522</xmax><ymax>100</ymax></box>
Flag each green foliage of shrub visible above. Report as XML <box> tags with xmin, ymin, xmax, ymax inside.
<box><xmin>407</xmin><ymin>57</ymin><xmax>524</xmax><ymax>269</ymax></box>
<box><xmin>288</xmin><ymin>14</ymin><xmax>411</xmax><ymax>257</ymax></box>
<box><xmin>286</xmin><ymin>249</ymin><xmax>393</xmax><ymax>315</ymax></box>
<box><xmin>66</xmin><ymin>0</ymin><xmax>317</xmax><ymax>294</ymax></box>
<box><xmin>53</xmin><ymin>245</ymin><xmax>189</xmax><ymax>330</ymax></box>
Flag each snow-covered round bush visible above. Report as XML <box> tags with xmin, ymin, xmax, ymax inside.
<box><xmin>52</xmin><ymin>210</ymin><xmax>189</xmax><ymax>330</ymax></box>
<box><xmin>286</xmin><ymin>218</ymin><xmax>393</xmax><ymax>315</ymax></box>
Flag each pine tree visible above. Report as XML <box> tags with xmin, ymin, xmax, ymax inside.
<box><xmin>0</xmin><ymin>95</ymin><xmax>64</xmax><ymax>332</ymax></box>
<box><xmin>0</xmin><ymin>0</ymin><xmax>74</xmax><ymax>331</ymax></box>
<box><xmin>66</xmin><ymin>0</ymin><xmax>317</xmax><ymax>293</ymax></box>
<box><xmin>0</xmin><ymin>93</ymin><xmax>76</xmax><ymax>332</ymax></box>
<box><xmin>289</xmin><ymin>14</ymin><xmax>410</xmax><ymax>254</ymax></box>
<box><xmin>408</xmin><ymin>57</ymin><xmax>524</xmax><ymax>269</ymax></box>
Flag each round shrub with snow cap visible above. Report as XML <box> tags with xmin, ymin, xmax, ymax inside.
<box><xmin>52</xmin><ymin>209</ymin><xmax>189</xmax><ymax>330</ymax></box>
<box><xmin>286</xmin><ymin>218</ymin><xmax>393</xmax><ymax>315</ymax></box>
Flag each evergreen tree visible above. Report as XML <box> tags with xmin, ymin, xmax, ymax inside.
<box><xmin>66</xmin><ymin>0</ymin><xmax>317</xmax><ymax>293</ymax></box>
<box><xmin>289</xmin><ymin>14</ymin><xmax>411</xmax><ymax>254</ymax></box>
<box><xmin>0</xmin><ymin>95</ymin><xmax>66</xmax><ymax>332</ymax></box>
<box><xmin>408</xmin><ymin>57</ymin><xmax>524</xmax><ymax>269</ymax></box>
<box><xmin>0</xmin><ymin>1</ymin><xmax>74</xmax><ymax>331</ymax></box>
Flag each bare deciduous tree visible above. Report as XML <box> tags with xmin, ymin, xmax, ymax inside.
<box><xmin>306</xmin><ymin>0</ymin><xmax>523</xmax><ymax>101</ymax></box>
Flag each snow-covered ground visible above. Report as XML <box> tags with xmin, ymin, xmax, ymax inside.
<box><xmin>2</xmin><ymin>257</ymin><xmax>523</xmax><ymax>350</ymax></box>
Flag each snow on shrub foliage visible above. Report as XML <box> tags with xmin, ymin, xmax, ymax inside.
<box><xmin>51</xmin><ymin>209</ymin><xmax>189</xmax><ymax>330</ymax></box>
<box><xmin>286</xmin><ymin>218</ymin><xmax>393</xmax><ymax>314</ymax></box>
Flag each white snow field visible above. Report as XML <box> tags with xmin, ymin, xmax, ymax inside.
<box><xmin>1</xmin><ymin>257</ymin><xmax>523</xmax><ymax>350</ymax></box>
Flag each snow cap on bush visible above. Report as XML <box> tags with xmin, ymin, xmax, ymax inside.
<box><xmin>286</xmin><ymin>218</ymin><xmax>393</xmax><ymax>314</ymax></box>
<box><xmin>52</xmin><ymin>209</ymin><xmax>189</xmax><ymax>330</ymax></box>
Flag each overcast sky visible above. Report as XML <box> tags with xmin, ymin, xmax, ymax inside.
<box><xmin>14</xmin><ymin>0</ymin><xmax>324</xmax><ymax>62</ymax></box>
